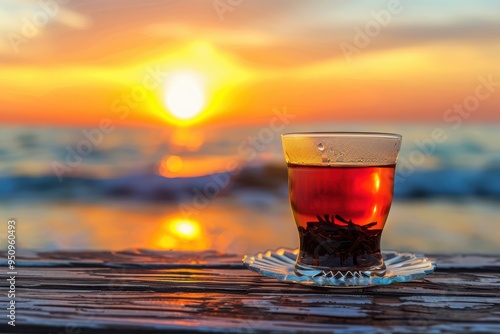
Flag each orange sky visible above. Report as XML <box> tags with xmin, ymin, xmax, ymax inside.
<box><xmin>1</xmin><ymin>1</ymin><xmax>499</xmax><ymax>127</ymax></box>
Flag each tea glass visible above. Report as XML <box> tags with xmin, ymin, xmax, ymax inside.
<box><xmin>281</xmin><ymin>132</ymin><xmax>402</xmax><ymax>277</ymax></box>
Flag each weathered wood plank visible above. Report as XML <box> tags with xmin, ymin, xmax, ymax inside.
<box><xmin>1</xmin><ymin>250</ymin><xmax>499</xmax><ymax>333</ymax></box>
<box><xmin>428</xmin><ymin>253</ymin><xmax>500</xmax><ymax>271</ymax></box>
<box><xmin>5</xmin><ymin>250</ymin><xmax>500</xmax><ymax>270</ymax></box>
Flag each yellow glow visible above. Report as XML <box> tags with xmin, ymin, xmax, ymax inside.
<box><xmin>374</xmin><ymin>173</ymin><xmax>380</xmax><ymax>192</ymax></box>
<box><xmin>145</xmin><ymin>40</ymin><xmax>254</xmax><ymax>127</ymax></box>
<box><xmin>165</xmin><ymin>155</ymin><xmax>183</xmax><ymax>173</ymax></box>
<box><xmin>172</xmin><ymin>220</ymin><xmax>199</xmax><ymax>239</ymax></box>
<box><xmin>165</xmin><ymin>72</ymin><xmax>205</xmax><ymax>120</ymax></box>
<box><xmin>158</xmin><ymin>235</ymin><xmax>178</xmax><ymax>249</ymax></box>
<box><xmin>0</xmin><ymin>40</ymin><xmax>257</xmax><ymax>126</ymax></box>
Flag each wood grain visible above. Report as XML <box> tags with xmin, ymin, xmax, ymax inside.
<box><xmin>1</xmin><ymin>250</ymin><xmax>499</xmax><ymax>333</ymax></box>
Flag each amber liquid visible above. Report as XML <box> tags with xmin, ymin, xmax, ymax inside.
<box><xmin>288</xmin><ymin>164</ymin><xmax>396</xmax><ymax>275</ymax></box>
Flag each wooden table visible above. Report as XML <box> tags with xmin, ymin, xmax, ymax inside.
<box><xmin>1</xmin><ymin>250</ymin><xmax>500</xmax><ymax>333</ymax></box>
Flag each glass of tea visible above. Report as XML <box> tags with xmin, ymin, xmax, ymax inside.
<box><xmin>281</xmin><ymin>132</ymin><xmax>402</xmax><ymax>277</ymax></box>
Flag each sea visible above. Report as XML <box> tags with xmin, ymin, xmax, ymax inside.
<box><xmin>1</xmin><ymin>123</ymin><xmax>499</xmax><ymax>255</ymax></box>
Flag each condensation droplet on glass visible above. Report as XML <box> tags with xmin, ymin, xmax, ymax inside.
<box><xmin>317</xmin><ymin>143</ymin><xmax>325</xmax><ymax>152</ymax></box>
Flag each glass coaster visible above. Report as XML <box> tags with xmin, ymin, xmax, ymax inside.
<box><xmin>243</xmin><ymin>247</ymin><xmax>435</xmax><ymax>288</ymax></box>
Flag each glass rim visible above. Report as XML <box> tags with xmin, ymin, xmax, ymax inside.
<box><xmin>282</xmin><ymin>131</ymin><xmax>402</xmax><ymax>139</ymax></box>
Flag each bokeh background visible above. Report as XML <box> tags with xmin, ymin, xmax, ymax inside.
<box><xmin>1</xmin><ymin>0</ymin><xmax>499</xmax><ymax>254</ymax></box>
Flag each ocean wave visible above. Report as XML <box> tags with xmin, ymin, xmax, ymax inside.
<box><xmin>394</xmin><ymin>167</ymin><xmax>500</xmax><ymax>199</ymax></box>
<box><xmin>1</xmin><ymin>165</ymin><xmax>499</xmax><ymax>202</ymax></box>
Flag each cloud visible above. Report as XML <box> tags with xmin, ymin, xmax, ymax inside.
<box><xmin>144</xmin><ymin>23</ymin><xmax>274</xmax><ymax>47</ymax></box>
<box><xmin>0</xmin><ymin>0</ymin><xmax>91</xmax><ymax>56</ymax></box>
<box><xmin>1</xmin><ymin>0</ymin><xmax>499</xmax><ymax>67</ymax></box>
<box><xmin>55</xmin><ymin>8</ymin><xmax>92</xmax><ymax>30</ymax></box>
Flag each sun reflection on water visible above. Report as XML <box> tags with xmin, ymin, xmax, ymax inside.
<box><xmin>170</xmin><ymin>129</ymin><xmax>205</xmax><ymax>152</ymax></box>
<box><xmin>158</xmin><ymin>154</ymin><xmax>240</xmax><ymax>178</ymax></box>
<box><xmin>156</xmin><ymin>218</ymin><xmax>211</xmax><ymax>251</ymax></box>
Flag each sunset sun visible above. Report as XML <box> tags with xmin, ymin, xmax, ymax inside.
<box><xmin>165</xmin><ymin>72</ymin><xmax>205</xmax><ymax>120</ymax></box>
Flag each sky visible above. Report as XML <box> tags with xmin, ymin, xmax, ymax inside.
<box><xmin>0</xmin><ymin>0</ymin><xmax>499</xmax><ymax>127</ymax></box>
